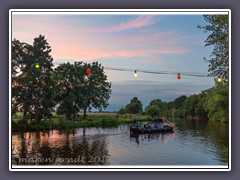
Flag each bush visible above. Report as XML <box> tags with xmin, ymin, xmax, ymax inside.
<box><xmin>118</xmin><ymin>108</ymin><xmax>126</xmax><ymax>114</ymax></box>
<box><xmin>145</xmin><ymin>105</ymin><xmax>160</xmax><ymax>117</ymax></box>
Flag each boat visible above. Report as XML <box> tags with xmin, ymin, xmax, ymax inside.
<box><xmin>153</xmin><ymin>117</ymin><xmax>164</xmax><ymax>122</ymax></box>
<box><xmin>130</xmin><ymin>123</ymin><xmax>174</xmax><ymax>134</ymax></box>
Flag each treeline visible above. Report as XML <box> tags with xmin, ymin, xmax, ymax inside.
<box><xmin>118</xmin><ymin>84</ymin><xmax>228</xmax><ymax>122</ymax></box>
<box><xmin>12</xmin><ymin>35</ymin><xmax>111</xmax><ymax>122</ymax></box>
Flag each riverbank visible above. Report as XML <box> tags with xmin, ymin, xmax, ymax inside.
<box><xmin>12</xmin><ymin>113</ymin><xmax>152</xmax><ymax>133</ymax></box>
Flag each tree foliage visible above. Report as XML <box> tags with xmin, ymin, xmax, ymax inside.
<box><xmin>118</xmin><ymin>107</ymin><xmax>126</xmax><ymax>114</ymax></box>
<box><xmin>183</xmin><ymin>94</ymin><xmax>199</xmax><ymax>118</ymax></box>
<box><xmin>198</xmin><ymin>15</ymin><xmax>229</xmax><ymax>83</ymax></box>
<box><xmin>142</xmin><ymin>88</ymin><xmax>228</xmax><ymax>122</ymax></box>
<box><xmin>125</xmin><ymin>97</ymin><xmax>143</xmax><ymax>114</ymax></box>
<box><xmin>12</xmin><ymin>35</ymin><xmax>112</xmax><ymax>122</ymax></box>
<box><xmin>145</xmin><ymin>99</ymin><xmax>166</xmax><ymax>117</ymax></box>
<box><xmin>169</xmin><ymin>95</ymin><xmax>187</xmax><ymax>109</ymax></box>
<box><xmin>53</xmin><ymin>61</ymin><xmax>111</xmax><ymax>119</ymax></box>
<box><xmin>12</xmin><ymin>35</ymin><xmax>55</xmax><ymax>122</ymax></box>
<box><xmin>164</xmin><ymin>96</ymin><xmax>186</xmax><ymax>118</ymax></box>
<box><xmin>53</xmin><ymin>62</ymin><xmax>81</xmax><ymax>119</ymax></box>
<box><xmin>203</xmin><ymin>84</ymin><xmax>228</xmax><ymax>122</ymax></box>
<box><xmin>145</xmin><ymin>105</ymin><xmax>160</xmax><ymax>117</ymax></box>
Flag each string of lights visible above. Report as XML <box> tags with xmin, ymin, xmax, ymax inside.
<box><xmin>103</xmin><ymin>66</ymin><xmax>211</xmax><ymax>78</ymax></box>
<box><xmin>71</xmin><ymin>62</ymin><xmax>222</xmax><ymax>82</ymax></box>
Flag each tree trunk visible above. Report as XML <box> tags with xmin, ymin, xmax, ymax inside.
<box><xmin>73</xmin><ymin>112</ymin><xmax>76</xmax><ymax>121</ymax></box>
<box><xmin>83</xmin><ymin>108</ymin><xmax>87</xmax><ymax>119</ymax></box>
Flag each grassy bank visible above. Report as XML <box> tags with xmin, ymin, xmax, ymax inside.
<box><xmin>12</xmin><ymin>113</ymin><xmax>152</xmax><ymax>133</ymax></box>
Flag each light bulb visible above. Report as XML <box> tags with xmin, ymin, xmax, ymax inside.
<box><xmin>86</xmin><ymin>68</ymin><xmax>91</xmax><ymax>74</ymax></box>
<box><xmin>134</xmin><ymin>70</ymin><xmax>138</xmax><ymax>77</ymax></box>
<box><xmin>177</xmin><ymin>73</ymin><xmax>181</xmax><ymax>80</ymax></box>
<box><xmin>217</xmin><ymin>76</ymin><xmax>222</xmax><ymax>83</ymax></box>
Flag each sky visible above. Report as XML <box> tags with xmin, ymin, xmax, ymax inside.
<box><xmin>12</xmin><ymin>12</ymin><xmax>215</xmax><ymax>112</ymax></box>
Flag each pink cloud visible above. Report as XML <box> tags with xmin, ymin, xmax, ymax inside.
<box><xmin>113</xmin><ymin>47</ymin><xmax>188</xmax><ymax>59</ymax></box>
<box><xmin>110</xmin><ymin>16</ymin><xmax>157</xmax><ymax>32</ymax></box>
<box><xmin>12</xmin><ymin>15</ymin><xmax>191</xmax><ymax>61</ymax></box>
<box><xmin>51</xmin><ymin>43</ymin><xmax>112</xmax><ymax>60</ymax></box>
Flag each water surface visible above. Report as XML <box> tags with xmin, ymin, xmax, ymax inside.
<box><xmin>12</xmin><ymin>119</ymin><xmax>229</xmax><ymax>165</ymax></box>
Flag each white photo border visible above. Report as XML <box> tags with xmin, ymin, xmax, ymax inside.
<box><xmin>9</xmin><ymin>9</ymin><xmax>231</xmax><ymax>171</ymax></box>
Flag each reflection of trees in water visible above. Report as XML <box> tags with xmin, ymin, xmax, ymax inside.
<box><xmin>130</xmin><ymin>132</ymin><xmax>175</xmax><ymax>146</ymax></box>
<box><xmin>12</xmin><ymin>129</ymin><xmax>110</xmax><ymax>165</ymax></box>
<box><xmin>19</xmin><ymin>133</ymin><xmax>27</xmax><ymax>160</ymax></box>
<box><xmin>173</xmin><ymin>119</ymin><xmax>229</xmax><ymax>164</ymax></box>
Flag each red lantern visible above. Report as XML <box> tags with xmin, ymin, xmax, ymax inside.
<box><xmin>177</xmin><ymin>73</ymin><xmax>181</xmax><ymax>80</ymax></box>
<box><xmin>86</xmin><ymin>68</ymin><xmax>91</xmax><ymax>74</ymax></box>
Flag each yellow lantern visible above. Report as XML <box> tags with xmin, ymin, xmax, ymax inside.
<box><xmin>134</xmin><ymin>70</ymin><xmax>138</xmax><ymax>77</ymax></box>
<box><xmin>217</xmin><ymin>76</ymin><xmax>222</xmax><ymax>83</ymax></box>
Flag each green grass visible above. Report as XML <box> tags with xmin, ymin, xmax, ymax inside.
<box><xmin>11</xmin><ymin>112</ymin><xmax>152</xmax><ymax>133</ymax></box>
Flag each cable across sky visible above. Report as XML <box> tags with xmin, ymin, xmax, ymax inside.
<box><xmin>103</xmin><ymin>66</ymin><xmax>211</xmax><ymax>78</ymax></box>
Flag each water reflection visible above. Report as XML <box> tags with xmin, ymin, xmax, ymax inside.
<box><xmin>12</xmin><ymin>129</ymin><xmax>110</xmax><ymax>165</ymax></box>
<box><xmin>130</xmin><ymin>132</ymin><xmax>175</xmax><ymax>146</ymax></box>
<box><xmin>12</xmin><ymin>119</ymin><xmax>229</xmax><ymax>166</ymax></box>
<box><xmin>173</xmin><ymin>119</ymin><xmax>229</xmax><ymax>164</ymax></box>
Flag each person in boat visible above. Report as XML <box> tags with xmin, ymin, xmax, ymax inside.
<box><xmin>154</xmin><ymin>123</ymin><xmax>159</xmax><ymax>129</ymax></box>
<box><xmin>143</xmin><ymin>123</ymin><xmax>147</xmax><ymax>128</ymax></box>
<box><xmin>159</xmin><ymin>122</ymin><xmax>164</xmax><ymax>129</ymax></box>
<box><xmin>150</xmin><ymin>124</ymin><xmax>154</xmax><ymax>129</ymax></box>
<box><xmin>145</xmin><ymin>123</ymin><xmax>150</xmax><ymax>129</ymax></box>
<box><xmin>135</xmin><ymin>121</ymin><xmax>140</xmax><ymax>127</ymax></box>
<box><xmin>139</xmin><ymin>123</ymin><xmax>145</xmax><ymax>130</ymax></box>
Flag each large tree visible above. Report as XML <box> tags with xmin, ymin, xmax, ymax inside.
<box><xmin>182</xmin><ymin>93</ymin><xmax>207</xmax><ymax>119</ymax></box>
<box><xmin>169</xmin><ymin>95</ymin><xmax>187</xmax><ymax>109</ymax></box>
<box><xmin>198</xmin><ymin>15</ymin><xmax>229</xmax><ymax>83</ymax></box>
<box><xmin>79</xmin><ymin>62</ymin><xmax>111</xmax><ymax>118</ymax></box>
<box><xmin>12</xmin><ymin>39</ymin><xmax>28</xmax><ymax>115</ymax></box>
<box><xmin>53</xmin><ymin>62</ymin><xmax>81</xmax><ymax>119</ymax></box>
<box><xmin>203</xmin><ymin>84</ymin><xmax>228</xmax><ymax>122</ymax></box>
<box><xmin>53</xmin><ymin>61</ymin><xmax>111</xmax><ymax>119</ymax></box>
<box><xmin>198</xmin><ymin>15</ymin><xmax>229</xmax><ymax>122</ymax></box>
<box><xmin>145</xmin><ymin>105</ymin><xmax>160</xmax><ymax>117</ymax></box>
<box><xmin>145</xmin><ymin>99</ymin><xmax>166</xmax><ymax>117</ymax></box>
<box><xmin>125</xmin><ymin>97</ymin><xmax>143</xmax><ymax>114</ymax></box>
<box><xmin>183</xmin><ymin>94</ymin><xmax>199</xmax><ymax>118</ymax></box>
<box><xmin>12</xmin><ymin>35</ymin><xmax>55</xmax><ymax>122</ymax></box>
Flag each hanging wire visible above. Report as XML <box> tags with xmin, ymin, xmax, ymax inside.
<box><xmin>103</xmin><ymin>66</ymin><xmax>210</xmax><ymax>78</ymax></box>
<box><xmin>70</xmin><ymin>62</ymin><xmax>211</xmax><ymax>78</ymax></box>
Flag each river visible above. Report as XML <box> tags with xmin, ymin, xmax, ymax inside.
<box><xmin>12</xmin><ymin>119</ymin><xmax>229</xmax><ymax>166</ymax></box>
